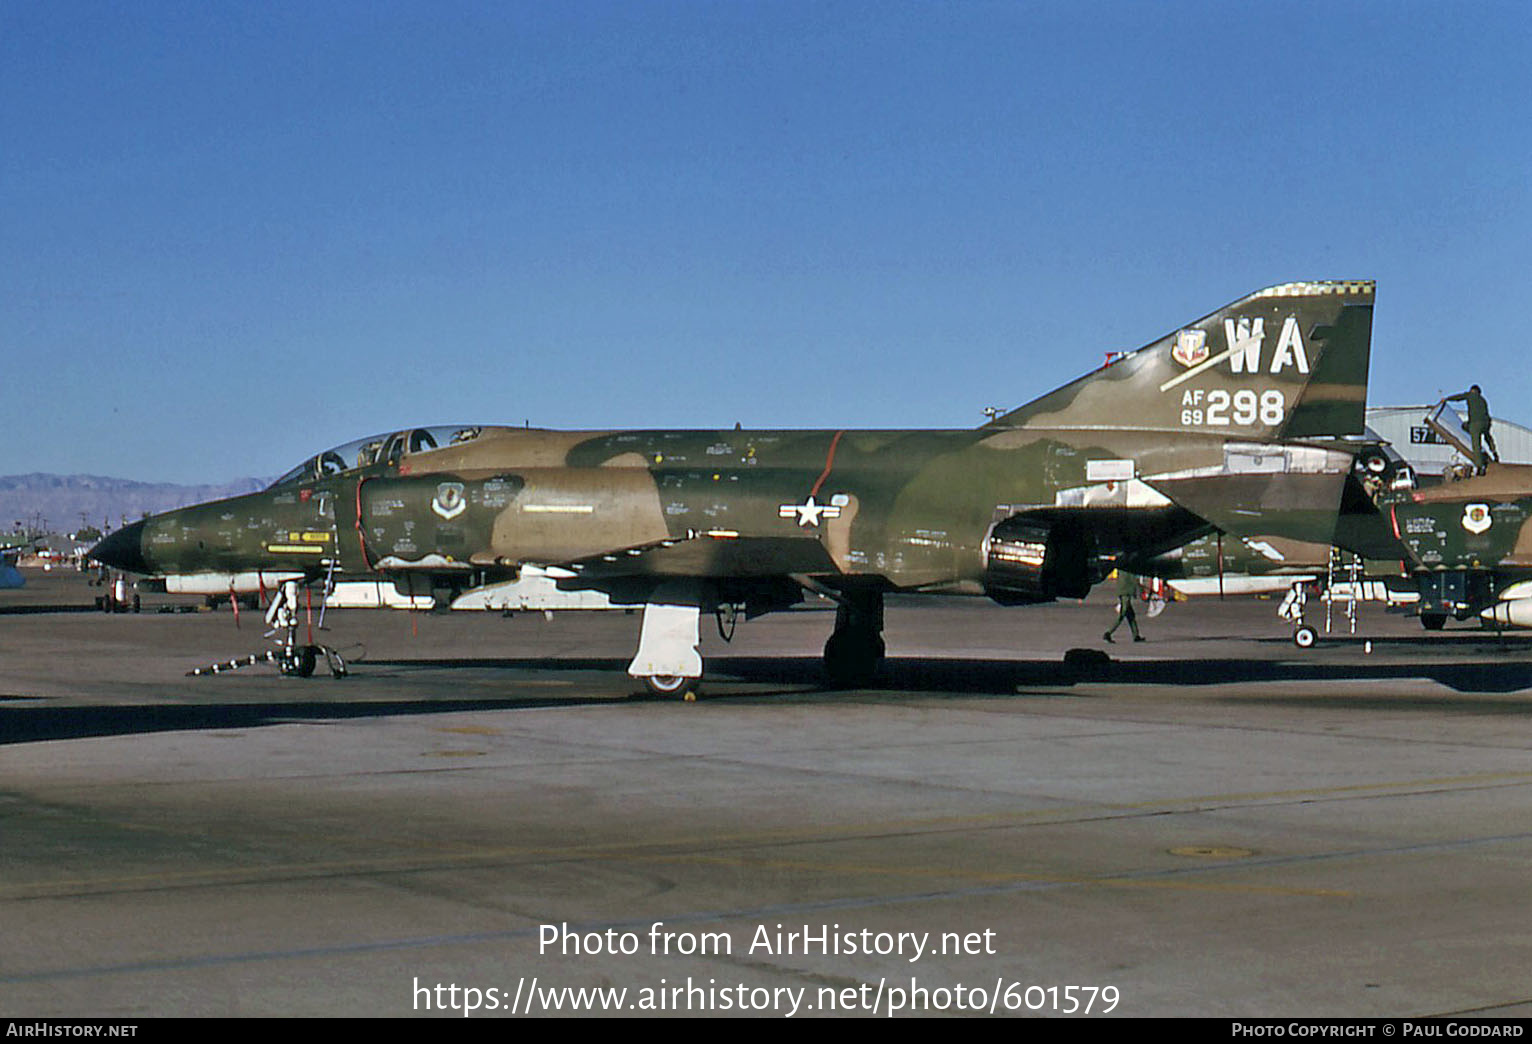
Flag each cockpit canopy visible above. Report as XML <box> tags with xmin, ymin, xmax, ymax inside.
<box><xmin>269</xmin><ymin>425</ymin><xmax>487</xmax><ymax>488</ymax></box>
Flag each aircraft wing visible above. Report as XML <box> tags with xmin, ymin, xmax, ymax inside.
<box><xmin>540</xmin><ymin>533</ymin><xmax>839</xmax><ymax>616</ymax></box>
<box><xmin>551</xmin><ymin>533</ymin><xmax>839</xmax><ymax>584</ymax></box>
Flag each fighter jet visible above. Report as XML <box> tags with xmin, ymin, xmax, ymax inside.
<box><xmin>92</xmin><ymin>280</ymin><xmax>1378</xmax><ymax>694</ymax></box>
<box><xmin>1140</xmin><ymin>400</ymin><xmax>1532</xmax><ymax>644</ymax></box>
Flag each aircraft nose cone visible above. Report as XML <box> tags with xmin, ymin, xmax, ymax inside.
<box><xmin>90</xmin><ymin>520</ymin><xmax>151</xmax><ymax>574</ymax></box>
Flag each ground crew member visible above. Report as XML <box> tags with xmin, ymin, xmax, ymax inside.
<box><xmin>1445</xmin><ymin>385</ymin><xmax>1499</xmax><ymax>475</ymax></box>
<box><xmin>1103</xmin><ymin>569</ymin><xmax>1144</xmax><ymax>643</ymax></box>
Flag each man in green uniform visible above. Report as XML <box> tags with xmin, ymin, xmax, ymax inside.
<box><xmin>1103</xmin><ymin>569</ymin><xmax>1144</xmax><ymax>643</ymax></box>
<box><xmin>1445</xmin><ymin>385</ymin><xmax>1499</xmax><ymax>475</ymax></box>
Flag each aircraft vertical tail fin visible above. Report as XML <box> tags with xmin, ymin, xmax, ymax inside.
<box><xmin>990</xmin><ymin>281</ymin><xmax>1375</xmax><ymax>439</ymax></box>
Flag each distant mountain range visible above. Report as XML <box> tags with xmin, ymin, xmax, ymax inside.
<box><xmin>0</xmin><ymin>474</ymin><xmax>273</xmax><ymax>535</ymax></box>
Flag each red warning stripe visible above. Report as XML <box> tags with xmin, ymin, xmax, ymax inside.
<box><xmin>810</xmin><ymin>430</ymin><xmax>845</xmax><ymax>497</ymax></box>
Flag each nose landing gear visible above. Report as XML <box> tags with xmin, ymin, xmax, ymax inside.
<box><xmin>187</xmin><ymin>580</ymin><xmax>348</xmax><ymax>678</ymax></box>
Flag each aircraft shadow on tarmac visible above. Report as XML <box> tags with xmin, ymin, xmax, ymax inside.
<box><xmin>5</xmin><ymin>647</ymin><xmax>1532</xmax><ymax>746</ymax></box>
<box><xmin>362</xmin><ymin>649</ymin><xmax>1532</xmax><ymax>698</ymax></box>
<box><xmin>0</xmin><ymin>694</ymin><xmax>628</xmax><ymax>746</ymax></box>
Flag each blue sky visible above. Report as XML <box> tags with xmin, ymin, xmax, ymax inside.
<box><xmin>4</xmin><ymin>1</ymin><xmax>1528</xmax><ymax>483</ymax></box>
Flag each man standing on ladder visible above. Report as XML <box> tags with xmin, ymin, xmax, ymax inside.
<box><xmin>1444</xmin><ymin>385</ymin><xmax>1499</xmax><ymax>476</ymax></box>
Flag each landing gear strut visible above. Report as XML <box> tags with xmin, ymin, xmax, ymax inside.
<box><xmin>1280</xmin><ymin>581</ymin><xmax>1318</xmax><ymax>649</ymax></box>
<box><xmin>187</xmin><ymin>579</ymin><xmax>347</xmax><ymax>678</ymax></box>
<box><xmin>823</xmin><ymin>589</ymin><xmax>885</xmax><ymax>688</ymax></box>
<box><xmin>628</xmin><ymin>581</ymin><xmax>704</xmax><ymax>699</ymax></box>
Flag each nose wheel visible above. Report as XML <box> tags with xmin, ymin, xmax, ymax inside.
<box><xmin>280</xmin><ymin>644</ymin><xmax>319</xmax><ymax>677</ymax></box>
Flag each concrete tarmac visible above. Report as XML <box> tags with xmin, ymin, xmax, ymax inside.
<box><xmin>3</xmin><ymin>570</ymin><xmax>1532</xmax><ymax>1018</ymax></box>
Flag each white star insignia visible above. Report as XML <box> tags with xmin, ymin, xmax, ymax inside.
<box><xmin>778</xmin><ymin>496</ymin><xmax>842</xmax><ymax>528</ymax></box>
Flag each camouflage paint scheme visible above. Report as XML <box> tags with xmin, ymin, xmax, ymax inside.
<box><xmin>1384</xmin><ymin>465</ymin><xmax>1532</xmax><ymax>624</ymax></box>
<box><xmin>1393</xmin><ymin>466</ymin><xmax>1532</xmax><ymax>570</ymax></box>
<box><xmin>91</xmin><ymin>281</ymin><xmax>1381</xmax><ymax>684</ymax></box>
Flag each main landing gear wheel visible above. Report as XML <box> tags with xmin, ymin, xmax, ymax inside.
<box><xmin>823</xmin><ymin>627</ymin><xmax>885</xmax><ymax>688</ymax></box>
<box><xmin>643</xmin><ymin>674</ymin><xmax>700</xmax><ymax>700</ymax></box>
<box><xmin>1293</xmin><ymin>626</ymin><xmax>1317</xmax><ymax>649</ymax></box>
